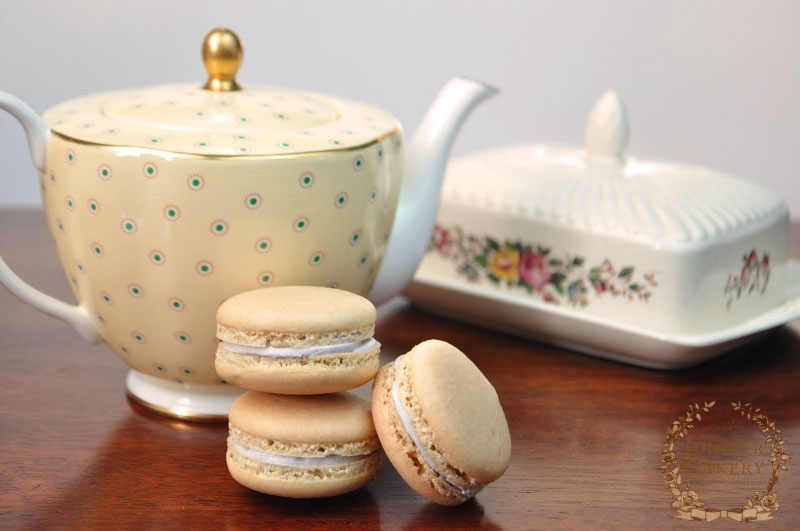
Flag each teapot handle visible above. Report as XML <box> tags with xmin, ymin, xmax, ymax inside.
<box><xmin>0</xmin><ymin>92</ymin><xmax>102</xmax><ymax>343</ymax></box>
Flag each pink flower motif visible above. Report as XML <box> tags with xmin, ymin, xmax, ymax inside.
<box><xmin>746</xmin><ymin>250</ymin><xmax>758</xmax><ymax>268</ymax></box>
<box><xmin>434</xmin><ymin>227</ymin><xmax>450</xmax><ymax>254</ymax></box>
<box><xmin>519</xmin><ymin>251</ymin><xmax>552</xmax><ymax>291</ymax></box>
<box><xmin>591</xmin><ymin>278</ymin><xmax>606</xmax><ymax>293</ymax></box>
<box><xmin>761</xmin><ymin>254</ymin><xmax>770</xmax><ymax>271</ymax></box>
<box><xmin>543</xmin><ymin>292</ymin><xmax>555</xmax><ymax>303</ymax></box>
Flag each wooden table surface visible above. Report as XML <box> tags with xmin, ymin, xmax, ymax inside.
<box><xmin>1</xmin><ymin>208</ymin><xmax>799</xmax><ymax>530</ymax></box>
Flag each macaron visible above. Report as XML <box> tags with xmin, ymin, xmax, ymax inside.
<box><xmin>215</xmin><ymin>286</ymin><xmax>380</xmax><ymax>394</ymax></box>
<box><xmin>371</xmin><ymin>340</ymin><xmax>511</xmax><ymax>506</ymax></box>
<box><xmin>226</xmin><ymin>390</ymin><xmax>382</xmax><ymax>498</ymax></box>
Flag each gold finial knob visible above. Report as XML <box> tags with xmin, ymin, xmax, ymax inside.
<box><xmin>202</xmin><ymin>27</ymin><xmax>243</xmax><ymax>91</ymax></box>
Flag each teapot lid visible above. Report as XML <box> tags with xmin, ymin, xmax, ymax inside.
<box><xmin>41</xmin><ymin>28</ymin><xmax>400</xmax><ymax>157</ymax></box>
<box><xmin>442</xmin><ymin>91</ymin><xmax>787</xmax><ymax>247</ymax></box>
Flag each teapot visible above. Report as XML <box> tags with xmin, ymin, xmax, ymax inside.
<box><xmin>0</xmin><ymin>28</ymin><xmax>495</xmax><ymax>420</ymax></box>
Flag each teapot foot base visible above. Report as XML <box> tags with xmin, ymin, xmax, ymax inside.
<box><xmin>125</xmin><ymin>369</ymin><xmax>245</xmax><ymax>422</ymax></box>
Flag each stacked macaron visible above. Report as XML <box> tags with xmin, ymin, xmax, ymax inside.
<box><xmin>216</xmin><ymin>286</ymin><xmax>381</xmax><ymax>395</ymax></box>
<box><xmin>217</xmin><ymin>286</ymin><xmax>511</xmax><ymax>505</ymax></box>
<box><xmin>217</xmin><ymin>286</ymin><xmax>383</xmax><ymax>498</ymax></box>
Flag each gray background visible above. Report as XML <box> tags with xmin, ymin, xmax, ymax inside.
<box><xmin>1</xmin><ymin>0</ymin><xmax>798</xmax><ymax>217</ymax></box>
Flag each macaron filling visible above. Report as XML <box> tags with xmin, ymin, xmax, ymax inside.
<box><xmin>391</xmin><ymin>355</ymin><xmax>482</xmax><ymax>498</ymax></box>
<box><xmin>221</xmin><ymin>337</ymin><xmax>380</xmax><ymax>358</ymax></box>
<box><xmin>229</xmin><ymin>438</ymin><xmax>376</xmax><ymax>468</ymax></box>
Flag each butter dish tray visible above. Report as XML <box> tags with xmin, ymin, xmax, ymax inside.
<box><xmin>406</xmin><ymin>260</ymin><xmax>800</xmax><ymax>369</ymax></box>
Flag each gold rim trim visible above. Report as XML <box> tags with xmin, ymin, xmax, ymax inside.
<box><xmin>50</xmin><ymin>130</ymin><xmax>401</xmax><ymax>160</ymax></box>
<box><xmin>126</xmin><ymin>390</ymin><xmax>229</xmax><ymax>423</ymax></box>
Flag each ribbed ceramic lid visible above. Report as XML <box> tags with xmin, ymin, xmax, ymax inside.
<box><xmin>442</xmin><ymin>91</ymin><xmax>787</xmax><ymax>246</ymax></box>
<box><xmin>41</xmin><ymin>28</ymin><xmax>400</xmax><ymax>156</ymax></box>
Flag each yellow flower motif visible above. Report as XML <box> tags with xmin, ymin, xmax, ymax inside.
<box><xmin>490</xmin><ymin>248</ymin><xmax>519</xmax><ymax>282</ymax></box>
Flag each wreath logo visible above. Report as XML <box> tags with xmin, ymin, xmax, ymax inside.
<box><xmin>660</xmin><ymin>401</ymin><xmax>790</xmax><ymax>522</ymax></box>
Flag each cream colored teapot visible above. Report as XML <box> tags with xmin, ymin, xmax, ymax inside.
<box><xmin>0</xmin><ymin>28</ymin><xmax>495</xmax><ymax>419</ymax></box>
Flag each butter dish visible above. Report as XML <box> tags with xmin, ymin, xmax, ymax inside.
<box><xmin>405</xmin><ymin>91</ymin><xmax>795</xmax><ymax>368</ymax></box>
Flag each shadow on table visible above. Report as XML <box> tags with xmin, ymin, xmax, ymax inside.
<box><xmin>663</xmin><ymin>324</ymin><xmax>800</xmax><ymax>385</ymax></box>
<box><xmin>16</xmin><ymin>401</ymin><xmax>376</xmax><ymax>529</ymax></box>
<box><xmin>19</xmin><ymin>400</ymin><xmax>505</xmax><ymax>530</ymax></box>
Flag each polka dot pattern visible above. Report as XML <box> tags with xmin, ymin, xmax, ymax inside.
<box><xmin>211</xmin><ymin>220</ymin><xmax>228</xmax><ymax>236</ymax></box>
<box><xmin>164</xmin><ymin>205</ymin><xmax>180</xmax><ymax>221</ymax></box>
<box><xmin>255</xmin><ymin>238</ymin><xmax>271</xmax><ymax>253</ymax></box>
<box><xmin>299</xmin><ymin>172</ymin><xmax>314</xmax><ymax>188</ymax></box>
<box><xmin>42</xmin><ymin>83</ymin><xmax>400</xmax><ymax>157</ymax></box>
<box><xmin>149</xmin><ymin>250</ymin><xmax>165</xmax><ymax>265</ymax></box>
<box><xmin>309</xmin><ymin>252</ymin><xmax>325</xmax><ymax>266</ymax></box>
<box><xmin>98</xmin><ymin>165</ymin><xmax>112</xmax><ymax>180</ymax></box>
<box><xmin>121</xmin><ymin>219</ymin><xmax>137</xmax><ymax>234</ymax></box>
<box><xmin>294</xmin><ymin>217</ymin><xmax>309</xmax><ymax>232</ymax></box>
<box><xmin>244</xmin><ymin>193</ymin><xmax>262</xmax><ymax>209</ymax></box>
<box><xmin>128</xmin><ymin>284</ymin><xmax>144</xmax><ymax>297</ymax></box>
<box><xmin>335</xmin><ymin>193</ymin><xmax>349</xmax><ymax>209</ymax></box>
<box><xmin>196</xmin><ymin>261</ymin><xmax>214</xmax><ymax>275</ymax></box>
<box><xmin>188</xmin><ymin>175</ymin><xmax>204</xmax><ymax>191</ymax></box>
<box><xmin>143</xmin><ymin>163</ymin><xmax>158</xmax><ymax>178</ymax></box>
<box><xmin>41</xmin><ymin>133</ymin><xmax>400</xmax><ymax>385</ymax></box>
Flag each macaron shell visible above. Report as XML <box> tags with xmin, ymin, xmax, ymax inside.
<box><xmin>227</xmin><ymin>447</ymin><xmax>381</xmax><ymax>499</ymax></box>
<box><xmin>406</xmin><ymin>340</ymin><xmax>511</xmax><ymax>484</ymax></box>
<box><xmin>227</xmin><ymin>391</ymin><xmax>381</xmax><ymax>498</ymax></box>
<box><xmin>216</xmin><ymin>286</ymin><xmax>377</xmax><ymax>348</ymax></box>
<box><xmin>372</xmin><ymin>361</ymin><xmax>467</xmax><ymax>506</ymax></box>
<box><xmin>215</xmin><ymin>286</ymin><xmax>380</xmax><ymax>394</ymax></box>
<box><xmin>229</xmin><ymin>391</ymin><xmax>378</xmax><ymax>444</ymax></box>
<box><xmin>215</xmin><ymin>342</ymin><xmax>380</xmax><ymax>394</ymax></box>
<box><xmin>371</xmin><ymin>340</ymin><xmax>512</xmax><ymax>505</ymax></box>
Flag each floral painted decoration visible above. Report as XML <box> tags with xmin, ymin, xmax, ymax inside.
<box><xmin>724</xmin><ymin>250</ymin><xmax>770</xmax><ymax>311</ymax></box>
<box><xmin>430</xmin><ymin>225</ymin><xmax>657</xmax><ymax>307</ymax></box>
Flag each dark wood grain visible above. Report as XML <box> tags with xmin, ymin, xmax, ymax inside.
<box><xmin>1</xmin><ymin>208</ymin><xmax>799</xmax><ymax>529</ymax></box>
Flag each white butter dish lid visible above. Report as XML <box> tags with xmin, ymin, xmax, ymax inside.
<box><xmin>442</xmin><ymin>91</ymin><xmax>787</xmax><ymax>248</ymax></box>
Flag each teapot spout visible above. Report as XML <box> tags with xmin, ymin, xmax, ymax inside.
<box><xmin>369</xmin><ymin>77</ymin><xmax>497</xmax><ymax>305</ymax></box>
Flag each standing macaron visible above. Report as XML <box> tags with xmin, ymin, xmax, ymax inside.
<box><xmin>227</xmin><ymin>390</ymin><xmax>381</xmax><ymax>497</ymax></box>
<box><xmin>372</xmin><ymin>340</ymin><xmax>511</xmax><ymax>506</ymax></box>
<box><xmin>215</xmin><ymin>286</ymin><xmax>380</xmax><ymax>394</ymax></box>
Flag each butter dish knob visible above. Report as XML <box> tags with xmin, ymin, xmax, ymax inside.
<box><xmin>584</xmin><ymin>90</ymin><xmax>629</xmax><ymax>166</ymax></box>
<box><xmin>202</xmin><ymin>27</ymin><xmax>243</xmax><ymax>92</ymax></box>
